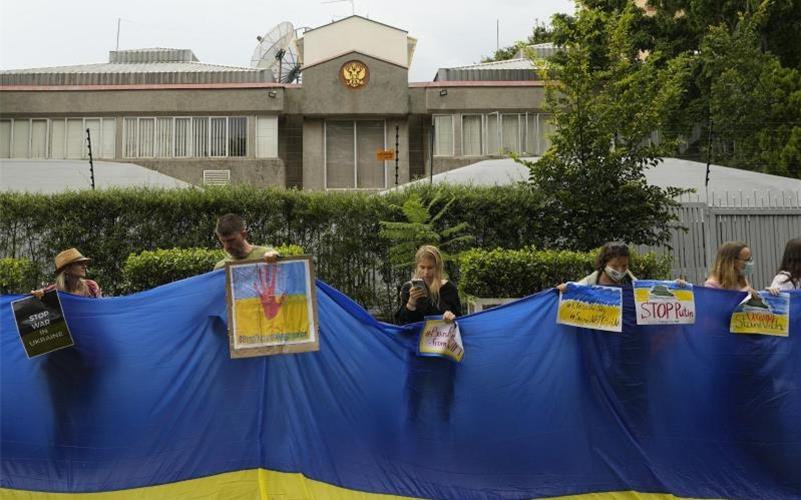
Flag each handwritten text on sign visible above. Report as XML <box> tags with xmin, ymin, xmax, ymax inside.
<box><xmin>557</xmin><ymin>283</ymin><xmax>622</xmax><ymax>333</ymax></box>
<box><xmin>730</xmin><ymin>291</ymin><xmax>790</xmax><ymax>337</ymax></box>
<box><xmin>418</xmin><ymin>318</ymin><xmax>464</xmax><ymax>362</ymax></box>
<box><xmin>634</xmin><ymin>280</ymin><xmax>695</xmax><ymax>325</ymax></box>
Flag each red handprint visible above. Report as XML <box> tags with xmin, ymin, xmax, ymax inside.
<box><xmin>253</xmin><ymin>264</ymin><xmax>287</xmax><ymax>319</ymax></box>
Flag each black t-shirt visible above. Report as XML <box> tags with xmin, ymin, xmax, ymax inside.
<box><xmin>395</xmin><ymin>280</ymin><xmax>462</xmax><ymax>325</ymax></box>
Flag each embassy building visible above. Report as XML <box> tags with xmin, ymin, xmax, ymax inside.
<box><xmin>0</xmin><ymin>16</ymin><xmax>554</xmax><ymax>190</ymax></box>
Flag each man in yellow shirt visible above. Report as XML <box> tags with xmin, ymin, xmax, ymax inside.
<box><xmin>213</xmin><ymin>213</ymin><xmax>280</xmax><ymax>270</ymax></box>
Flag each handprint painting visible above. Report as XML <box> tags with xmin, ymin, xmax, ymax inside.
<box><xmin>225</xmin><ymin>257</ymin><xmax>319</xmax><ymax>357</ymax></box>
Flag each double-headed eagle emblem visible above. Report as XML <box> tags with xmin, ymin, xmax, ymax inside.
<box><xmin>341</xmin><ymin>61</ymin><xmax>368</xmax><ymax>88</ymax></box>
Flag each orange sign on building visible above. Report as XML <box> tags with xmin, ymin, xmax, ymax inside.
<box><xmin>376</xmin><ymin>149</ymin><xmax>395</xmax><ymax>161</ymax></box>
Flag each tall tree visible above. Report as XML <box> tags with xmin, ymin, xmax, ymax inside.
<box><xmin>519</xmin><ymin>4</ymin><xmax>692</xmax><ymax>250</ymax></box>
<box><xmin>701</xmin><ymin>8</ymin><xmax>801</xmax><ymax>177</ymax></box>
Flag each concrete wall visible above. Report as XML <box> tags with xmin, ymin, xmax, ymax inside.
<box><xmin>300</xmin><ymin>53</ymin><xmax>408</xmax><ymax>116</ymax></box>
<box><xmin>419</xmin><ymin>86</ymin><xmax>546</xmax><ymax>112</ymax></box>
<box><xmin>0</xmin><ymin>88</ymin><xmax>284</xmax><ymax>115</ymax></box>
<box><xmin>131</xmin><ymin>158</ymin><xmax>284</xmax><ymax>187</ymax></box>
<box><xmin>302</xmin><ymin>17</ymin><xmax>410</xmax><ymax>68</ymax></box>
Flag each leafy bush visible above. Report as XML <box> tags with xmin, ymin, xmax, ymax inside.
<box><xmin>459</xmin><ymin>247</ymin><xmax>672</xmax><ymax>298</ymax></box>
<box><xmin>0</xmin><ymin>184</ymin><xmax>678</xmax><ymax>317</ymax></box>
<box><xmin>0</xmin><ymin>257</ymin><xmax>40</xmax><ymax>295</ymax></box>
<box><xmin>121</xmin><ymin>244</ymin><xmax>305</xmax><ymax>293</ymax></box>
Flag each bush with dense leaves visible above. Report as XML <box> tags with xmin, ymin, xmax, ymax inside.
<box><xmin>458</xmin><ymin>246</ymin><xmax>672</xmax><ymax>298</ymax></box>
<box><xmin>0</xmin><ymin>257</ymin><xmax>40</xmax><ymax>295</ymax></box>
<box><xmin>121</xmin><ymin>244</ymin><xmax>305</xmax><ymax>293</ymax></box>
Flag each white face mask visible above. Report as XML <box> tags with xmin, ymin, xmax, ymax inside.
<box><xmin>605</xmin><ymin>266</ymin><xmax>626</xmax><ymax>282</ymax></box>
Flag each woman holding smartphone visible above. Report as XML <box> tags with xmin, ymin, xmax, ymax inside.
<box><xmin>395</xmin><ymin>245</ymin><xmax>461</xmax><ymax>325</ymax></box>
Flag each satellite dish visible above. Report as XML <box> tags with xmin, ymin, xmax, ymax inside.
<box><xmin>251</xmin><ymin>22</ymin><xmax>302</xmax><ymax>83</ymax></box>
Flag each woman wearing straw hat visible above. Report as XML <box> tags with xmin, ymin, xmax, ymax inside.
<box><xmin>32</xmin><ymin>248</ymin><xmax>102</xmax><ymax>298</ymax></box>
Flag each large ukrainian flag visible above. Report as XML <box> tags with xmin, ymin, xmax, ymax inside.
<box><xmin>1</xmin><ymin>271</ymin><xmax>799</xmax><ymax>499</ymax></box>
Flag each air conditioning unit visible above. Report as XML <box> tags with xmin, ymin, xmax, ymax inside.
<box><xmin>203</xmin><ymin>170</ymin><xmax>231</xmax><ymax>186</ymax></box>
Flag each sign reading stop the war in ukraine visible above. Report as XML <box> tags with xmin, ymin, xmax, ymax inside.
<box><xmin>633</xmin><ymin>280</ymin><xmax>696</xmax><ymax>325</ymax></box>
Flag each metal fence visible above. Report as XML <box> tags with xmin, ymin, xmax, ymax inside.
<box><xmin>638</xmin><ymin>192</ymin><xmax>801</xmax><ymax>288</ymax></box>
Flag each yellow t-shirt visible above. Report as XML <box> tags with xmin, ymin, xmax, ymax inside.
<box><xmin>213</xmin><ymin>245</ymin><xmax>275</xmax><ymax>270</ymax></box>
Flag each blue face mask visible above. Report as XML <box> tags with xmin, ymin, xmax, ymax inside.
<box><xmin>742</xmin><ymin>260</ymin><xmax>754</xmax><ymax>276</ymax></box>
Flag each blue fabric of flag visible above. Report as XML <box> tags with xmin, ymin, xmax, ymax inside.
<box><xmin>1</xmin><ymin>270</ymin><xmax>799</xmax><ymax>499</ymax></box>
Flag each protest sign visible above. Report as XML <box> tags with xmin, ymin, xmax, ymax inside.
<box><xmin>418</xmin><ymin>317</ymin><xmax>464</xmax><ymax>362</ymax></box>
<box><xmin>11</xmin><ymin>290</ymin><xmax>74</xmax><ymax>358</ymax></box>
<box><xmin>557</xmin><ymin>283</ymin><xmax>623</xmax><ymax>332</ymax></box>
<box><xmin>634</xmin><ymin>280</ymin><xmax>696</xmax><ymax>325</ymax></box>
<box><xmin>730</xmin><ymin>291</ymin><xmax>790</xmax><ymax>337</ymax></box>
<box><xmin>226</xmin><ymin>256</ymin><xmax>319</xmax><ymax>357</ymax></box>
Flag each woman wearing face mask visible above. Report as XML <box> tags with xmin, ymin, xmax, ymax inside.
<box><xmin>704</xmin><ymin>241</ymin><xmax>757</xmax><ymax>295</ymax></box>
<box><xmin>556</xmin><ymin>242</ymin><xmax>636</xmax><ymax>292</ymax></box>
<box><xmin>31</xmin><ymin>248</ymin><xmax>102</xmax><ymax>299</ymax></box>
<box><xmin>395</xmin><ymin>245</ymin><xmax>461</xmax><ymax>325</ymax></box>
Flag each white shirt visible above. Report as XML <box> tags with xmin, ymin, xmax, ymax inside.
<box><xmin>770</xmin><ymin>271</ymin><xmax>800</xmax><ymax>290</ymax></box>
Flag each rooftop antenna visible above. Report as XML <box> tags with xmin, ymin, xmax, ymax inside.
<box><xmin>496</xmin><ymin>19</ymin><xmax>500</xmax><ymax>52</ymax></box>
<box><xmin>251</xmin><ymin>22</ymin><xmax>302</xmax><ymax>83</ymax></box>
<box><xmin>322</xmin><ymin>0</ymin><xmax>355</xmax><ymax>16</ymax></box>
<box><xmin>115</xmin><ymin>18</ymin><xmax>132</xmax><ymax>52</ymax></box>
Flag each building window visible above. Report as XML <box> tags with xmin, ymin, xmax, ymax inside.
<box><xmin>138</xmin><ymin>118</ymin><xmax>155</xmax><ymax>157</ymax></box>
<box><xmin>501</xmin><ymin>114</ymin><xmax>521</xmax><ymax>153</ymax></box>
<box><xmin>50</xmin><ymin>120</ymin><xmax>65</xmax><ymax>159</ymax></box>
<box><xmin>256</xmin><ymin>116</ymin><xmax>278</xmax><ymax>158</ymax></box>
<box><xmin>12</xmin><ymin>120</ymin><xmax>29</xmax><ymax>158</ymax></box>
<box><xmin>192</xmin><ymin>117</ymin><xmax>209</xmax><ymax>157</ymax></box>
<box><xmin>155</xmin><ymin>118</ymin><xmax>172</xmax><ymax>158</ymax></box>
<box><xmin>433</xmin><ymin>115</ymin><xmax>453</xmax><ymax>156</ymax></box>
<box><xmin>66</xmin><ymin>119</ymin><xmax>84</xmax><ymax>159</ymax></box>
<box><xmin>325</xmin><ymin>120</ymin><xmax>386</xmax><ymax>190</ymax></box>
<box><xmin>486</xmin><ymin>113</ymin><xmax>500</xmax><ymax>155</ymax></box>
<box><xmin>210</xmin><ymin>117</ymin><xmax>227</xmax><ymax>157</ymax></box>
<box><xmin>0</xmin><ymin>120</ymin><xmax>11</xmax><ymax>158</ymax></box>
<box><xmin>461</xmin><ymin>114</ymin><xmax>483</xmax><ymax>156</ymax></box>
<box><xmin>175</xmin><ymin>118</ymin><xmax>191</xmax><ymax>157</ymax></box>
<box><xmin>0</xmin><ymin>117</ymin><xmax>115</xmax><ymax>160</ymax></box>
<box><xmin>229</xmin><ymin>117</ymin><xmax>247</xmax><ymax>157</ymax></box>
<box><xmin>30</xmin><ymin>120</ymin><xmax>48</xmax><ymax>158</ymax></box>
<box><xmin>121</xmin><ymin>116</ymin><xmax>250</xmax><ymax>159</ymax></box>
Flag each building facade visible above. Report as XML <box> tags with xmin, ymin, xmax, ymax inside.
<box><xmin>0</xmin><ymin>16</ymin><xmax>552</xmax><ymax>190</ymax></box>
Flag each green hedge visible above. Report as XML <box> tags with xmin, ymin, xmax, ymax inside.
<box><xmin>458</xmin><ymin>247</ymin><xmax>672</xmax><ymax>298</ymax></box>
<box><xmin>0</xmin><ymin>257</ymin><xmax>40</xmax><ymax>295</ymax></box>
<box><xmin>121</xmin><ymin>244</ymin><xmax>305</xmax><ymax>293</ymax></box>
<box><xmin>0</xmin><ymin>185</ymin><xmax>544</xmax><ymax>317</ymax></box>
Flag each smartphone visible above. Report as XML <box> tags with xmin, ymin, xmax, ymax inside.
<box><xmin>411</xmin><ymin>279</ymin><xmax>429</xmax><ymax>296</ymax></box>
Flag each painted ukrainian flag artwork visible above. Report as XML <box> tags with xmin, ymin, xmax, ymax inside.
<box><xmin>730</xmin><ymin>290</ymin><xmax>790</xmax><ymax>337</ymax></box>
<box><xmin>227</xmin><ymin>258</ymin><xmax>318</xmax><ymax>356</ymax></box>
<box><xmin>557</xmin><ymin>282</ymin><xmax>623</xmax><ymax>332</ymax></box>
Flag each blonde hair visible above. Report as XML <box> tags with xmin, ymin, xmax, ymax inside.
<box><xmin>55</xmin><ymin>267</ymin><xmax>88</xmax><ymax>295</ymax></box>
<box><xmin>413</xmin><ymin>245</ymin><xmax>446</xmax><ymax>306</ymax></box>
<box><xmin>709</xmin><ymin>241</ymin><xmax>749</xmax><ymax>290</ymax></box>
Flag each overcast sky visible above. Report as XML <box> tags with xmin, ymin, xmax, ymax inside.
<box><xmin>0</xmin><ymin>0</ymin><xmax>574</xmax><ymax>81</ymax></box>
